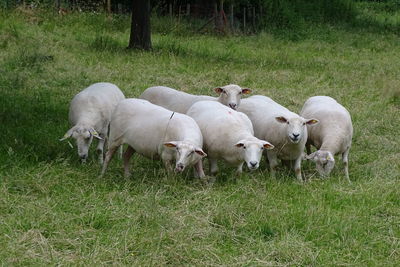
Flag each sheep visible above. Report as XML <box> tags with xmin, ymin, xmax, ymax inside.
<box><xmin>186</xmin><ymin>101</ymin><xmax>274</xmax><ymax>175</ymax></box>
<box><xmin>238</xmin><ymin>95</ymin><xmax>319</xmax><ymax>181</ymax></box>
<box><xmin>60</xmin><ymin>82</ymin><xmax>125</xmax><ymax>163</ymax></box>
<box><xmin>100</xmin><ymin>99</ymin><xmax>207</xmax><ymax>178</ymax></box>
<box><xmin>139</xmin><ymin>84</ymin><xmax>251</xmax><ymax>113</ymax></box>
<box><xmin>300</xmin><ymin>96</ymin><xmax>353</xmax><ymax>181</ymax></box>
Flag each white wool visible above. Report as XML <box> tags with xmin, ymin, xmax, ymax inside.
<box><xmin>187</xmin><ymin>101</ymin><xmax>273</xmax><ymax>174</ymax></box>
<box><xmin>62</xmin><ymin>82</ymin><xmax>125</xmax><ymax>163</ymax></box>
<box><xmin>101</xmin><ymin>98</ymin><xmax>206</xmax><ymax>178</ymax></box>
<box><xmin>300</xmin><ymin>96</ymin><xmax>353</xmax><ymax>181</ymax></box>
<box><xmin>139</xmin><ymin>84</ymin><xmax>251</xmax><ymax>113</ymax></box>
<box><xmin>239</xmin><ymin>95</ymin><xmax>318</xmax><ymax>181</ymax></box>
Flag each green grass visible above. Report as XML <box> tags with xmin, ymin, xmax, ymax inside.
<box><xmin>1</xmin><ymin>6</ymin><xmax>400</xmax><ymax>266</ymax></box>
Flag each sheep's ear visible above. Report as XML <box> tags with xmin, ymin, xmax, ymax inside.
<box><xmin>306</xmin><ymin>118</ymin><xmax>319</xmax><ymax>125</ymax></box>
<box><xmin>214</xmin><ymin>87</ymin><xmax>224</xmax><ymax>94</ymax></box>
<box><xmin>241</xmin><ymin>88</ymin><xmax>251</xmax><ymax>94</ymax></box>
<box><xmin>262</xmin><ymin>141</ymin><xmax>274</xmax><ymax>150</ymax></box>
<box><xmin>90</xmin><ymin>128</ymin><xmax>103</xmax><ymax>140</ymax></box>
<box><xmin>60</xmin><ymin>128</ymin><xmax>74</xmax><ymax>141</ymax></box>
<box><xmin>305</xmin><ymin>152</ymin><xmax>317</xmax><ymax>161</ymax></box>
<box><xmin>235</xmin><ymin>142</ymin><xmax>245</xmax><ymax>148</ymax></box>
<box><xmin>275</xmin><ymin>116</ymin><xmax>288</xmax><ymax>123</ymax></box>
<box><xmin>195</xmin><ymin>148</ymin><xmax>207</xmax><ymax>157</ymax></box>
<box><xmin>164</xmin><ymin>142</ymin><xmax>178</xmax><ymax>148</ymax></box>
<box><xmin>326</xmin><ymin>154</ymin><xmax>334</xmax><ymax>161</ymax></box>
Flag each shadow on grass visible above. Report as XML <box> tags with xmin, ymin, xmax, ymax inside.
<box><xmin>0</xmin><ymin>89</ymin><xmax>70</xmax><ymax>165</ymax></box>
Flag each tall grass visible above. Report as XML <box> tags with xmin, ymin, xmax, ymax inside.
<box><xmin>0</xmin><ymin>4</ymin><xmax>399</xmax><ymax>266</ymax></box>
<box><xmin>258</xmin><ymin>0</ymin><xmax>356</xmax><ymax>30</ymax></box>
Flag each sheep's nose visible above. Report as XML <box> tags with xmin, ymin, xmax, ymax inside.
<box><xmin>292</xmin><ymin>133</ymin><xmax>300</xmax><ymax>139</ymax></box>
<box><xmin>229</xmin><ymin>103</ymin><xmax>237</xmax><ymax>110</ymax></box>
<box><xmin>80</xmin><ymin>155</ymin><xmax>87</xmax><ymax>163</ymax></box>
<box><xmin>250</xmin><ymin>161</ymin><xmax>258</xmax><ymax>167</ymax></box>
<box><xmin>175</xmin><ymin>163</ymin><xmax>185</xmax><ymax>172</ymax></box>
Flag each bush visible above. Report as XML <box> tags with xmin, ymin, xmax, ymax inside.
<box><xmin>261</xmin><ymin>0</ymin><xmax>357</xmax><ymax>29</ymax></box>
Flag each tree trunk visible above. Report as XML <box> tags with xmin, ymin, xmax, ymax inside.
<box><xmin>55</xmin><ymin>0</ymin><xmax>60</xmax><ymax>10</ymax></box>
<box><xmin>107</xmin><ymin>0</ymin><xmax>111</xmax><ymax>14</ymax></box>
<box><xmin>128</xmin><ymin>0</ymin><xmax>151</xmax><ymax>50</ymax></box>
<box><xmin>186</xmin><ymin>4</ymin><xmax>190</xmax><ymax>16</ymax></box>
<box><xmin>243</xmin><ymin>7</ymin><xmax>246</xmax><ymax>31</ymax></box>
<box><xmin>230</xmin><ymin>4</ymin><xmax>234</xmax><ymax>30</ymax></box>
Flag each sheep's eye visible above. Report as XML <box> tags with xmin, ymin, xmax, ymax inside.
<box><xmin>238</xmin><ymin>91</ymin><xmax>242</xmax><ymax>95</ymax></box>
<box><xmin>303</xmin><ymin>122</ymin><xmax>306</xmax><ymax>125</ymax></box>
<box><xmin>260</xmin><ymin>147</ymin><xmax>264</xmax><ymax>150</ymax></box>
<box><xmin>243</xmin><ymin>146</ymin><xmax>246</xmax><ymax>149</ymax></box>
<box><xmin>222</xmin><ymin>90</ymin><xmax>227</xmax><ymax>94</ymax></box>
<box><xmin>286</xmin><ymin>122</ymin><xmax>289</xmax><ymax>124</ymax></box>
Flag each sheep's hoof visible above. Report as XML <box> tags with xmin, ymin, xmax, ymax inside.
<box><xmin>199</xmin><ymin>176</ymin><xmax>215</xmax><ymax>186</ymax></box>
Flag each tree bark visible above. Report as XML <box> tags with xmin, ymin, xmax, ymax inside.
<box><xmin>107</xmin><ymin>0</ymin><xmax>111</xmax><ymax>14</ymax></box>
<box><xmin>128</xmin><ymin>0</ymin><xmax>151</xmax><ymax>50</ymax></box>
<box><xmin>55</xmin><ymin>0</ymin><xmax>60</xmax><ymax>10</ymax></box>
<box><xmin>230</xmin><ymin>4</ymin><xmax>234</xmax><ymax>30</ymax></box>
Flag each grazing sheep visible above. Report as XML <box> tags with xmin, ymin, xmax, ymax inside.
<box><xmin>139</xmin><ymin>84</ymin><xmax>251</xmax><ymax>113</ymax></box>
<box><xmin>101</xmin><ymin>99</ymin><xmax>207</xmax><ymax>178</ymax></box>
<box><xmin>238</xmin><ymin>95</ymin><xmax>319</xmax><ymax>181</ymax></box>
<box><xmin>300</xmin><ymin>96</ymin><xmax>353</xmax><ymax>181</ymax></box>
<box><xmin>60</xmin><ymin>82</ymin><xmax>125</xmax><ymax>163</ymax></box>
<box><xmin>186</xmin><ymin>101</ymin><xmax>274</xmax><ymax>175</ymax></box>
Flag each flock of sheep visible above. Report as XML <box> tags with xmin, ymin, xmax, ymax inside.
<box><xmin>61</xmin><ymin>82</ymin><xmax>353</xmax><ymax>182</ymax></box>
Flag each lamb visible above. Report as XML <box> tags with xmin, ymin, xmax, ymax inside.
<box><xmin>300</xmin><ymin>96</ymin><xmax>353</xmax><ymax>181</ymax></box>
<box><xmin>139</xmin><ymin>84</ymin><xmax>251</xmax><ymax>113</ymax></box>
<box><xmin>238</xmin><ymin>95</ymin><xmax>319</xmax><ymax>181</ymax></box>
<box><xmin>100</xmin><ymin>99</ymin><xmax>207</xmax><ymax>178</ymax></box>
<box><xmin>60</xmin><ymin>82</ymin><xmax>125</xmax><ymax>163</ymax></box>
<box><xmin>186</xmin><ymin>101</ymin><xmax>274</xmax><ymax>175</ymax></box>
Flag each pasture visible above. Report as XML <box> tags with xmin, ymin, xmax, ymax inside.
<box><xmin>0</xmin><ymin>7</ymin><xmax>399</xmax><ymax>266</ymax></box>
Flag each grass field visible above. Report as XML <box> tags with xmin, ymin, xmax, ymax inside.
<box><xmin>0</xmin><ymin>5</ymin><xmax>399</xmax><ymax>266</ymax></box>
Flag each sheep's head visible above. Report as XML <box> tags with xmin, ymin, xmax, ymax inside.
<box><xmin>305</xmin><ymin>150</ymin><xmax>335</xmax><ymax>177</ymax></box>
<box><xmin>235</xmin><ymin>139</ymin><xmax>274</xmax><ymax>171</ymax></box>
<box><xmin>60</xmin><ymin>126</ymin><xmax>102</xmax><ymax>162</ymax></box>
<box><xmin>214</xmin><ymin>84</ymin><xmax>251</xmax><ymax>110</ymax></box>
<box><xmin>164</xmin><ymin>141</ymin><xmax>207</xmax><ymax>173</ymax></box>
<box><xmin>275</xmin><ymin>116</ymin><xmax>318</xmax><ymax>144</ymax></box>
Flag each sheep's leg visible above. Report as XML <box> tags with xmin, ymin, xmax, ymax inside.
<box><xmin>209</xmin><ymin>159</ymin><xmax>218</xmax><ymax>175</ymax></box>
<box><xmin>160</xmin><ymin>150</ymin><xmax>174</xmax><ymax>173</ymax></box>
<box><xmin>342</xmin><ymin>148</ymin><xmax>350</xmax><ymax>182</ymax></box>
<box><xmin>100</xmin><ymin>145</ymin><xmax>119</xmax><ymax>177</ymax></box>
<box><xmin>118</xmin><ymin>145</ymin><xmax>123</xmax><ymax>159</ymax></box>
<box><xmin>281</xmin><ymin>159</ymin><xmax>291</xmax><ymax>168</ymax></box>
<box><xmin>264</xmin><ymin>151</ymin><xmax>270</xmax><ymax>169</ymax></box>
<box><xmin>194</xmin><ymin>160</ymin><xmax>206</xmax><ymax>179</ymax></box>
<box><xmin>306</xmin><ymin>143</ymin><xmax>311</xmax><ymax>155</ymax></box>
<box><xmin>294</xmin><ymin>156</ymin><xmax>303</xmax><ymax>182</ymax></box>
<box><xmin>96</xmin><ymin>134</ymin><xmax>106</xmax><ymax>164</ymax></box>
<box><xmin>123</xmin><ymin>146</ymin><xmax>135</xmax><ymax>178</ymax></box>
<box><xmin>236</xmin><ymin>162</ymin><xmax>244</xmax><ymax>173</ymax></box>
<box><xmin>163</xmin><ymin>159</ymin><xmax>174</xmax><ymax>173</ymax></box>
<box><xmin>267</xmin><ymin>152</ymin><xmax>278</xmax><ymax>179</ymax></box>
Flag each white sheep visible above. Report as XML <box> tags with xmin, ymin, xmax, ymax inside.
<box><xmin>100</xmin><ymin>99</ymin><xmax>207</xmax><ymax>178</ymax></box>
<box><xmin>139</xmin><ymin>84</ymin><xmax>251</xmax><ymax>113</ymax></box>
<box><xmin>186</xmin><ymin>101</ymin><xmax>274</xmax><ymax>175</ymax></box>
<box><xmin>60</xmin><ymin>82</ymin><xmax>125</xmax><ymax>163</ymax></box>
<box><xmin>238</xmin><ymin>95</ymin><xmax>319</xmax><ymax>181</ymax></box>
<box><xmin>300</xmin><ymin>96</ymin><xmax>353</xmax><ymax>181</ymax></box>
